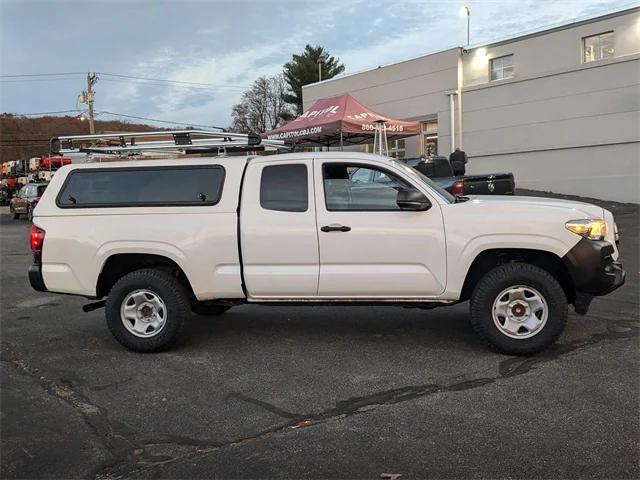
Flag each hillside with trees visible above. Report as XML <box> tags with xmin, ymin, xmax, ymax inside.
<box><xmin>0</xmin><ymin>114</ymin><xmax>160</xmax><ymax>162</ymax></box>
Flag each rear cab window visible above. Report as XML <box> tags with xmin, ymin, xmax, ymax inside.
<box><xmin>56</xmin><ymin>165</ymin><xmax>225</xmax><ymax>208</ymax></box>
<box><xmin>260</xmin><ymin>164</ymin><xmax>308</xmax><ymax>212</ymax></box>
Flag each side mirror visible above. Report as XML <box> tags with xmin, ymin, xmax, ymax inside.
<box><xmin>397</xmin><ymin>188</ymin><xmax>431</xmax><ymax>211</ymax></box>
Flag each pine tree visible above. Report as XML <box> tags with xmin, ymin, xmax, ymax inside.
<box><xmin>282</xmin><ymin>45</ymin><xmax>345</xmax><ymax>114</ymax></box>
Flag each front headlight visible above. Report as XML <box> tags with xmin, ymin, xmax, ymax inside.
<box><xmin>565</xmin><ymin>219</ymin><xmax>607</xmax><ymax>241</ymax></box>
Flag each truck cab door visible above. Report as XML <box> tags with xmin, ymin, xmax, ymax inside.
<box><xmin>314</xmin><ymin>159</ymin><xmax>447</xmax><ymax>298</ymax></box>
<box><xmin>240</xmin><ymin>159</ymin><xmax>319</xmax><ymax>298</ymax></box>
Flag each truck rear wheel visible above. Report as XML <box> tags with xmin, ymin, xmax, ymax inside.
<box><xmin>105</xmin><ymin>269</ymin><xmax>189</xmax><ymax>352</ymax></box>
<box><xmin>470</xmin><ymin>263</ymin><xmax>567</xmax><ymax>355</ymax></box>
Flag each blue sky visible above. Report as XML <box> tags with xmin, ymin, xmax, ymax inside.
<box><xmin>1</xmin><ymin>0</ymin><xmax>635</xmax><ymax>128</ymax></box>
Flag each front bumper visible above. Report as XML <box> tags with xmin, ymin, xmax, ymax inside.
<box><xmin>563</xmin><ymin>239</ymin><xmax>625</xmax><ymax>311</ymax></box>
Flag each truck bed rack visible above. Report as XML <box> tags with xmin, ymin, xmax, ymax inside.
<box><xmin>50</xmin><ymin>130</ymin><xmax>290</xmax><ymax>156</ymax></box>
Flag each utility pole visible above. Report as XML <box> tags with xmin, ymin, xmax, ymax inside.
<box><xmin>79</xmin><ymin>73</ymin><xmax>98</xmax><ymax>134</ymax></box>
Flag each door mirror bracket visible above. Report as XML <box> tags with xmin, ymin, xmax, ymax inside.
<box><xmin>397</xmin><ymin>188</ymin><xmax>431</xmax><ymax>211</ymax></box>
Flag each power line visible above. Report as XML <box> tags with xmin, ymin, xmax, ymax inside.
<box><xmin>98</xmin><ymin>77</ymin><xmax>245</xmax><ymax>92</ymax></box>
<box><xmin>0</xmin><ymin>72</ymin><xmax>86</xmax><ymax>78</ymax></box>
<box><xmin>0</xmin><ymin>71</ymin><xmax>249</xmax><ymax>90</ymax></box>
<box><xmin>97</xmin><ymin>72</ymin><xmax>248</xmax><ymax>89</ymax></box>
<box><xmin>0</xmin><ymin>77</ymin><xmax>86</xmax><ymax>84</ymax></box>
<box><xmin>96</xmin><ymin>111</ymin><xmax>226</xmax><ymax>131</ymax></box>
<box><xmin>2</xmin><ymin>109</ymin><xmax>82</xmax><ymax>116</ymax></box>
<box><xmin>2</xmin><ymin>109</ymin><xmax>226</xmax><ymax>131</ymax></box>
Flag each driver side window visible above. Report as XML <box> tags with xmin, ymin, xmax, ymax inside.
<box><xmin>323</xmin><ymin>163</ymin><xmax>411</xmax><ymax>211</ymax></box>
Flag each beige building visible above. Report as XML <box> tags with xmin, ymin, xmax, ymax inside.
<box><xmin>303</xmin><ymin>7</ymin><xmax>640</xmax><ymax>203</ymax></box>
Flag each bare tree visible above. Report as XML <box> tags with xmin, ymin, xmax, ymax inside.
<box><xmin>230</xmin><ymin>75</ymin><xmax>294</xmax><ymax>133</ymax></box>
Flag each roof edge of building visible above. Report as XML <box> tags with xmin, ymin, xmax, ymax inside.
<box><xmin>302</xmin><ymin>46</ymin><xmax>460</xmax><ymax>90</ymax></box>
<box><xmin>472</xmin><ymin>5</ymin><xmax>639</xmax><ymax>50</ymax></box>
<box><xmin>303</xmin><ymin>5</ymin><xmax>640</xmax><ymax>90</ymax></box>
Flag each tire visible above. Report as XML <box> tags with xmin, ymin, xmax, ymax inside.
<box><xmin>191</xmin><ymin>303</ymin><xmax>231</xmax><ymax>316</ymax></box>
<box><xmin>10</xmin><ymin>205</ymin><xmax>19</xmax><ymax>220</ymax></box>
<box><xmin>105</xmin><ymin>269</ymin><xmax>189</xmax><ymax>352</ymax></box>
<box><xmin>470</xmin><ymin>263</ymin><xmax>568</xmax><ymax>355</ymax></box>
<box><xmin>27</xmin><ymin>205</ymin><xmax>33</xmax><ymax>222</ymax></box>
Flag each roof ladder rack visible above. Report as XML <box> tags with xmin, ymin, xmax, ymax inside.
<box><xmin>50</xmin><ymin>130</ymin><xmax>290</xmax><ymax>155</ymax></box>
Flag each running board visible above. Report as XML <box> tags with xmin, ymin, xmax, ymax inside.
<box><xmin>246</xmin><ymin>297</ymin><xmax>456</xmax><ymax>307</ymax></box>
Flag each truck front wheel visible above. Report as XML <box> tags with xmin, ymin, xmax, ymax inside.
<box><xmin>105</xmin><ymin>269</ymin><xmax>189</xmax><ymax>352</ymax></box>
<box><xmin>470</xmin><ymin>263</ymin><xmax>568</xmax><ymax>355</ymax></box>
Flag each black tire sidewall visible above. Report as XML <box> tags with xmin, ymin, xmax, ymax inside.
<box><xmin>470</xmin><ymin>263</ymin><xmax>568</xmax><ymax>355</ymax></box>
<box><xmin>105</xmin><ymin>269</ymin><xmax>188</xmax><ymax>352</ymax></box>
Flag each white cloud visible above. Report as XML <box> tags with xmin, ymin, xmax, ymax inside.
<box><xmin>102</xmin><ymin>0</ymin><xmax>362</xmax><ymax>127</ymax></box>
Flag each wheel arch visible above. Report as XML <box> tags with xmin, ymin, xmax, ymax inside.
<box><xmin>460</xmin><ymin>248</ymin><xmax>575</xmax><ymax>304</ymax></box>
<box><xmin>96</xmin><ymin>253</ymin><xmax>196</xmax><ymax>300</ymax></box>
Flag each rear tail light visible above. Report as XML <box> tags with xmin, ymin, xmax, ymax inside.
<box><xmin>30</xmin><ymin>225</ymin><xmax>45</xmax><ymax>252</ymax></box>
<box><xmin>451</xmin><ymin>180</ymin><xmax>465</xmax><ymax>197</ymax></box>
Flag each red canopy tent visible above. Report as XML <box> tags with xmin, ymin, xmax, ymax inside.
<box><xmin>262</xmin><ymin>93</ymin><xmax>420</xmax><ymax>147</ymax></box>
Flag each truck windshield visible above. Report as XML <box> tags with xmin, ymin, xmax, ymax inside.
<box><xmin>389</xmin><ymin>159</ymin><xmax>455</xmax><ymax>204</ymax></box>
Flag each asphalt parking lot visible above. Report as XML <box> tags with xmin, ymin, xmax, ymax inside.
<box><xmin>1</xmin><ymin>192</ymin><xmax>638</xmax><ymax>479</ymax></box>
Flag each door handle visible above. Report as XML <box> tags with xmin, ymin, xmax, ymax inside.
<box><xmin>321</xmin><ymin>224</ymin><xmax>351</xmax><ymax>232</ymax></box>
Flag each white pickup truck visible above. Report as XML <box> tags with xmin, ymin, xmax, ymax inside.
<box><xmin>29</xmin><ymin>151</ymin><xmax>625</xmax><ymax>354</ymax></box>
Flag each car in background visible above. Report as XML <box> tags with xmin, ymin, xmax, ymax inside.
<box><xmin>402</xmin><ymin>156</ymin><xmax>515</xmax><ymax>196</ymax></box>
<box><xmin>10</xmin><ymin>183</ymin><xmax>48</xmax><ymax>221</ymax></box>
<box><xmin>0</xmin><ymin>184</ymin><xmax>10</xmax><ymax>206</ymax></box>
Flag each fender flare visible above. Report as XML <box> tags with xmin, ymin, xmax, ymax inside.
<box><xmin>94</xmin><ymin>241</ymin><xmax>195</xmax><ymax>294</ymax></box>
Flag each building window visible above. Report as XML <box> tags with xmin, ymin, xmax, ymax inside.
<box><xmin>489</xmin><ymin>54</ymin><xmax>514</xmax><ymax>81</ymax></box>
<box><xmin>421</xmin><ymin>120</ymin><xmax>438</xmax><ymax>156</ymax></box>
<box><xmin>362</xmin><ymin>140</ymin><xmax>405</xmax><ymax>158</ymax></box>
<box><xmin>388</xmin><ymin>139</ymin><xmax>405</xmax><ymax>159</ymax></box>
<box><xmin>583</xmin><ymin>32</ymin><xmax>614</xmax><ymax>63</ymax></box>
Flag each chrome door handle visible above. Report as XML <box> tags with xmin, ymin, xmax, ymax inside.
<box><xmin>321</xmin><ymin>224</ymin><xmax>351</xmax><ymax>232</ymax></box>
